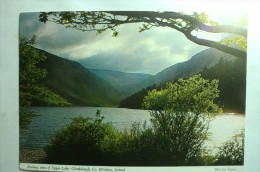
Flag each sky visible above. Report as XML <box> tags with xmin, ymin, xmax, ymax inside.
<box><xmin>19</xmin><ymin>12</ymin><xmax>247</xmax><ymax>75</ymax></box>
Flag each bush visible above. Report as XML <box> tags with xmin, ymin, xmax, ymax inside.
<box><xmin>214</xmin><ymin>130</ymin><xmax>244</xmax><ymax>165</ymax></box>
<box><xmin>45</xmin><ymin>110</ymin><xmax>116</xmax><ymax>165</ymax></box>
<box><xmin>45</xmin><ymin>112</ymin><xmax>166</xmax><ymax>166</ymax></box>
<box><xmin>100</xmin><ymin>122</ymin><xmax>171</xmax><ymax>166</ymax></box>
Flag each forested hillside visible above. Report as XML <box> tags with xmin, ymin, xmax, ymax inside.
<box><xmin>36</xmin><ymin>49</ymin><xmax>121</xmax><ymax>107</ymax></box>
<box><xmin>201</xmin><ymin>57</ymin><xmax>246</xmax><ymax>113</ymax></box>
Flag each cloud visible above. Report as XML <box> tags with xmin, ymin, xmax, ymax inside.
<box><xmin>73</xmin><ymin>24</ymin><xmax>206</xmax><ymax>74</ymax></box>
<box><xmin>19</xmin><ymin>12</ymin><xmax>42</xmax><ymax>38</ymax></box>
<box><xmin>19</xmin><ymin>12</ymin><xmax>210</xmax><ymax>74</ymax></box>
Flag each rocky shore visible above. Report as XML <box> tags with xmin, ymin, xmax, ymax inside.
<box><xmin>20</xmin><ymin>149</ymin><xmax>46</xmax><ymax>163</ymax></box>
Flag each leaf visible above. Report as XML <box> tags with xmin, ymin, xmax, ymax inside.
<box><xmin>112</xmin><ymin>31</ymin><xmax>119</xmax><ymax>37</ymax></box>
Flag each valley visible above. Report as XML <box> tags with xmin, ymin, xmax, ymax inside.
<box><xmin>34</xmin><ymin>47</ymin><xmax>246</xmax><ymax>113</ymax></box>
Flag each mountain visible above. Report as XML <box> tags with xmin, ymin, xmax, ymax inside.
<box><xmin>89</xmin><ymin>69</ymin><xmax>151</xmax><ymax>98</ymax></box>
<box><xmin>37</xmin><ymin>49</ymin><xmax>121</xmax><ymax>107</ymax></box>
<box><xmin>77</xmin><ymin>48</ymin><xmax>230</xmax><ymax>99</ymax></box>
<box><xmin>120</xmin><ymin>48</ymin><xmax>246</xmax><ymax>113</ymax></box>
<box><xmin>141</xmin><ymin>48</ymin><xmax>235</xmax><ymax>88</ymax></box>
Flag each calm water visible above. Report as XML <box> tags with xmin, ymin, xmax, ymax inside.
<box><xmin>20</xmin><ymin>107</ymin><xmax>245</xmax><ymax>151</ymax></box>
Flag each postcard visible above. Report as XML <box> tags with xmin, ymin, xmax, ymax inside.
<box><xmin>19</xmin><ymin>10</ymin><xmax>247</xmax><ymax>172</ymax></box>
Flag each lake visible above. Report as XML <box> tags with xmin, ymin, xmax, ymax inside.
<box><xmin>20</xmin><ymin>107</ymin><xmax>245</xmax><ymax>152</ymax></box>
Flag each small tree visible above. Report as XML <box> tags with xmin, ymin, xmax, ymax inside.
<box><xmin>143</xmin><ymin>74</ymin><xmax>222</xmax><ymax>165</ymax></box>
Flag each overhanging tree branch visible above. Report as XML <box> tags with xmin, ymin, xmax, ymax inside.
<box><xmin>185</xmin><ymin>33</ymin><xmax>247</xmax><ymax>58</ymax></box>
<box><xmin>150</xmin><ymin>18</ymin><xmax>247</xmax><ymax>58</ymax></box>
<box><xmin>106</xmin><ymin>11</ymin><xmax>247</xmax><ymax>37</ymax></box>
<box><xmin>39</xmin><ymin>11</ymin><xmax>247</xmax><ymax>58</ymax></box>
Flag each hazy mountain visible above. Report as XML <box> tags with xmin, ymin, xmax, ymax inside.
<box><xmin>37</xmin><ymin>49</ymin><xmax>121</xmax><ymax>107</ymax></box>
<box><xmin>142</xmin><ymin>48</ymin><xmax>235</xmax><ymax>87</ymax></box>
<box><xmin>89</xmin><ymin>69</ymin><xmax>151</xmax><ymax>98</ymax></box>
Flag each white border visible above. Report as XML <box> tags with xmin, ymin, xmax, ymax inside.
<box><xmin>0</xmin><ymin>1</ymin><xmax>259</xmax><ymax>172</ymax></box>
<box><xmin>19</xmin><ymin>163</ymin><xmax>243</xmax><ymax>172</ymax></box>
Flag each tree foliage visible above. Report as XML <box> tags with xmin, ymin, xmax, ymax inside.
<box><xmin>19</xmin><ymin>36</ymin><xmax>47</xmax><ymax>129</ymax></box>
<box><xmin>39</xmin><ymin>11</ymin><xmax>247</xmax><ymax>58</ymax></box>
<box><xmin>19</xmin><ymin>35</ymin><xmax>47</xmax><ymax>107</ymax></box>
<box><xmin>143</xmin><ymin>75</ymin><xmax>222</xmax><ymax>165</ymax></box>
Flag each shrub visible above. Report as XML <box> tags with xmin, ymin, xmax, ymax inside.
<box><xmin>214</xmin><ymin>130</ymin><xmax>244</xmax><ymax>165</ymax></box>
<box><xmin>99</xmin><ymin>122</ymin><xmax>166</xmax><ymax>165</ymax></box>
<box><xmin>45</xmin><ymin>113</ymin><xmax>165</xmax><ymax>166</ymax></box>
<box><xmin>44</xmin><ymin>110</ymin><xmax>116</xmax><ymax>165</ymax></box>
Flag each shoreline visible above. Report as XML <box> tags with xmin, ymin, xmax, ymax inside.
<box><xmin>20</xmin><ymin>148</ymin><xmax>46</xmax><ymax>163</ymax></box>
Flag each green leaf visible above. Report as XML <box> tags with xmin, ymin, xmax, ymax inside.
<box><xmin>112</xmin><ymin>31</ymin><xmax>119</xmax><ymax>37</ymax></box>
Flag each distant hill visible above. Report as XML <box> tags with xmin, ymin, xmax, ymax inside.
<box><xmin>37</xmin><ymin>49</ymin><xmax>121</xmax><ymax>107</ymax></box>
<box><xmin>120</xmin><ymin>48</ymin><xmax>246</xmax><ymax>113</ymax></box>
<box><xmin>89</xmin><ymin>69</ymin><xmax>151</xmax><ymax>98</ymax></box>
